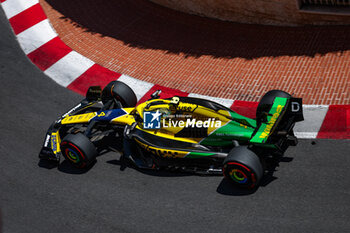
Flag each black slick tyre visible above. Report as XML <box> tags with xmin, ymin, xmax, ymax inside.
<box><xmin>223</xmin><ymin>146</ymin><xmax>263</xmax><ymax>189</ymax></box>
<box><xmin>101</xmin><ymin>81</ymin><xmax>137</xmax><ymax>107</ymax></box>
<box><xmin>60</xmin><ymin>133</ymin><xmax>98</xmax><ymax>168</ymax></box>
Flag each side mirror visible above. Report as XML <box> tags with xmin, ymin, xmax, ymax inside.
<box><xmin>151</xmin><ymin>90</ymin><xmax>162</xmax><ymax>99</ymax></box>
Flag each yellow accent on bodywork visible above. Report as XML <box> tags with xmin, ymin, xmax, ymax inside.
<box><xmin>97</xmin><ymin>112</ymin><xmax>105</xmax><ymax>117</ymax></box>
<box><xmin>136</xmin><ymin>125</ymin><xmax>200</xmax><ymax>144</ymax></box>
<box><xmin>110</xmin><ymin>108</ymin><xmax>136</xmax><ymax>125</ymax></box>
<box><xmin>192</xmin><ymin>107</ymin><xmax>231</xmax><ymax>135</ymax></box>
<box><xmin>135</xmin><ymin>138</ymin><xmax>189</xmax><ymax>158</ymax></box>
<box><xmin>61</xmin><ymin>112</ymin><xmax>97</xmax><ymax>124</ymax></box>
<box><xmin>136</xmin><ymin>99</ymin><xmax>172</xmax><ymax>119</ymax></box>
<box><xmin>258</xmin><ymin>105</ymin><xmax>283</xmax><ymax>139</ymax></box>
<box><xmin>250</xmin><ymin>97</ymin><xmax>288</xmax><ymax>144</ymax></box>
<box><xmin>218</xmin><ymin>109</ymin><xmax>233</xmax><ymax>118</ymax></box>
<box><xmin>51</xmin><ymin>131</ymin><xmax>61</xmax><ymax>154</ymax></box>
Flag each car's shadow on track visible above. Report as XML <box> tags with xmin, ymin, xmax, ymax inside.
<box><xmin>107</xmin><ymin>156</ymin><xmax>292</xmax><ymax>196</ymax></box>
<box><xmin>38</xmin><ymin>159</ymin><xmax>59</xmax><ymax>170</ymax></box>
<box><xmin>57</xmin><ymin>160</ymin><xmax>96</xmax><ymax>174</ymax></box>
<box><xmin>107</xmin><ymin>159</ymin><xmax>193</xmax><ymax>177</ymax></box>
<box><xmin>216</xmin><ymin>174</ymin><xmax>276</xmax><ymax>196</ymax></box>
<box><xmin>216</xmin><ymin>179</ymin><xmax>258</xmax><ymax>196</ymax></box>
<box><xmin>38</xmin><ymin>159</ymin><xmax>96</xmax><ymax>174</ymax></box>
<box><xmin>216</xmin><ymin>175</ymin><xmax>277</xmax><ymax>196</ymax></box>
<box><xmin>38</xmin><ymin>151</ymin><xmax>294</xmax><ymax>193</ymax></box>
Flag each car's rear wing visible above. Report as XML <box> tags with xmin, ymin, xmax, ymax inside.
<box><xmin>250</xmin><ymin>97</ymin><xmax>303</xmax><ymax>145</ymax></box>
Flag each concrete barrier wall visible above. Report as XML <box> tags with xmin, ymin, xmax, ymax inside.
<box><xmin>149</xmin><ymin>0</ymin><xmax>350</xmax><ymax>25</ymax></box>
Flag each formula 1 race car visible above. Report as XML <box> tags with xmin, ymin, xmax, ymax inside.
<box><xmin>39</xmin><ymin>81</ymin><xmax>304</xmax><ymax>189</ymax></box>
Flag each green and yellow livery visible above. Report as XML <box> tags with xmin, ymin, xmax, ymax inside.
<box><xmin>39</xmin><ymin>81</ymin><xmax>303</xmax><ymax>189</ymax></box>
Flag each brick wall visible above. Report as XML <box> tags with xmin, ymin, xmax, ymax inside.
<box><xmin>149</xmin><ymin>0</ymin><xmax>350</xmax><ymax>25</ymax></box>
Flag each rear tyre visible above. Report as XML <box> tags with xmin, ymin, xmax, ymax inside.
<box><xmin>223</xmin><ymin>146</ymin><xmax>263</xmax><ymax>189</ymax></box>
<box><xmin>61</xmin><ymin>133</ymin><xmax>98</xmax><ymax>168</ymax></box>
<box><xmin>101</xmin><ymin>81</ymin><xmax>137</xmax><ymax>107</ymax></box>
<box><xmin>256</xmin><ymin>90</ymin><xmax>290</xmax><ymax>126</ymax></box>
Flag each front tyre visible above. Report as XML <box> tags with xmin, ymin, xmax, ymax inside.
<box><xmin>61</xmin><ymin>133</ymin><xmax>98</xmax><ymax>168</ymax></box>
<box><xmin>223</xmin><ymin>146</ymin><xmax>263</xmax><ymax>189</ymax></box>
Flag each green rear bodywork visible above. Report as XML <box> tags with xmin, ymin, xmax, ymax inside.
<box><xmin>186</xmin><ymin>152</ymin><xmax>217</xmax><ymax>159</ymax></box>
<box><xmin>200</xmin><ymin>111</ymin><xmax>256</xmax><ymax>147</ymax></box>
<box><xmin>200</xmin><ymin>97</ymin><xmax>288</xmax><ymax>149</ymax></box>
<box><xmin>250</xmin><ymin>97</ymin><xmax>287</xmax><ymax>145</ymax></box>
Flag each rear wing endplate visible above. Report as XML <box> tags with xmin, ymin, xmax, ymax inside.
<box><xmin>250</xmin><ymin>97</ymin><xmax>288</xmax><ymax>144</ymax></box>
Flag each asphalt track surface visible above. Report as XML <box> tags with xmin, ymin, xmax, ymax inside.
<box><xmin>0</xmin><ymin>8</ymin><xmax>350</xmax><ymax>233</ymax></box>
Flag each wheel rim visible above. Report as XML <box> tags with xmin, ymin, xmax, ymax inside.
<box><xmin>229</xmin><ymin>169</ymin><xmax>248</xmax><ymax>184</ymax></box>
<box><xmin>65</xmin><ymin>148</ymin><xmax>80</xmax><ymax>163</ymax></box>
<box><xmin>225</xmin><ymin>162</ymin><xmax>257</xmax><ymax>187</ymax></box>
<box><xmin>61</xmin><ymin>141</ymin><xmax>86</xmax><ymax>167</ymax></box>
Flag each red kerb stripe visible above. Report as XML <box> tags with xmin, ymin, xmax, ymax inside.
<box><xmin>317</xmin><ymin>105</ymin><xmax>350</xmax><ymax>139</ymax></box>
<box><xmin>9</xmin><ymin>3</ymin><xmax>47</xmax><ymax>35</ymax></box>
<box><xmin>27</xmin><ymin>37</ymin><xmax>72</xmax><ymax>71</ymax></box>
<box><xmin>230</xmin><ymin>100</ymin><xmax>258</xmax><ymax>119</ymax></box>
<box><xmin>67</xmin><ymin>64</ymin><xmax>122</xmax><ymax>96</ymax></box>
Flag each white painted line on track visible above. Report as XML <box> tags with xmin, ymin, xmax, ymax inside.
<box><xmin>44</xmin><ymin>51</ymin><xmax>94</xmax><ymax>87</ymax></box>
<box><xmin>2</xmin><ymin>0</ymin><xmax>38</xmax><ymax>19</ymax></box>
<box><xmin>188</xmin><ymin>93</ymin><xmax>234</xmax><ymax>108</ymax></box>
<box><xmin>118</xmin><ymin>74</ymin><xmax>154</xmax><ymax>101</ymax></box>
<box><xmin>17</xmin><ymin>19</ymin><xmax>57</xmax><ymax>54</ymax></box>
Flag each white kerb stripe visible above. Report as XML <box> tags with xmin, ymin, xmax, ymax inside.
<box><xmin>294</xmin><ymin>105</ymin><xmax>329</xmax><ymax>139</ymax></box>
<box><xmin>17</xmin><ymin>19</ymin><xmax>57</xmax><ymax>54</ymax></box>
<box><xmin>293</xmin><ymin>132</ymin><xmax>318</xmax><ymax>139</ymax></box>
<box><xmin>2</xmin><ymin>0</ymin><xmax>39</xmax><ymax>19</ymax></box>
<box><xmin>117</xmin><ymin>74</ymin><xmax>154</xmax><ymax>101</ymax></box>
<box><xmin>44</xmin><ymin>51</ymin><xmax>94</xmax><ymax>87</ymax></box>
<box><xmin>188</xmin><ymin>93</ymin><xmax>234</xmax><ymax>108</ymax></box>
